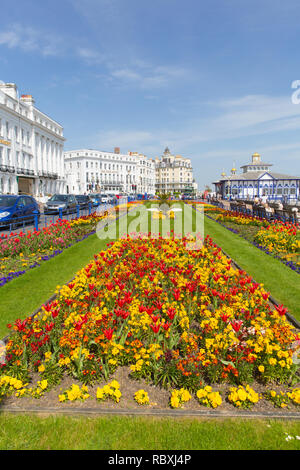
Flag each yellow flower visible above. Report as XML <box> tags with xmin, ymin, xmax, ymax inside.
<box><xmin>38</xmin><ymin>380</ymin><xmax>48</xmax><ymax>390</ymax></box>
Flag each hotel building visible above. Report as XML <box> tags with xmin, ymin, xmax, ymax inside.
<box><xmin>155</xmin><ymin>147</ymin><xmax>197</xmax><ymax>195</ymax></box>
<box><xmin>64</xmin><ymin>147</ymin><xmax>156</xmax><ymax>195</ymax></box>
<box><xmin>0</xmin><ymin>82</ymin><xmax>65</xmax><ymax>198</ymax></box>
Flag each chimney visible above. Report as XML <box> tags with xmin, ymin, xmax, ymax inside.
<box><xmin>114</xmin><ymin>147</ymin><xmax>120</xmax><ymax>154</ymax></box>
<box><xmin>20</xmin><ymin>94</ymin><xmax>35</xmax><ymax>106</ymax></box>
<box><xmin>0</xmin><ymin>83</ymin><xmax>18</xmax><ymax>100</ymax></box>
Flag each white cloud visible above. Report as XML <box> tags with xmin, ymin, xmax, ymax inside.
<box><xmin>90</xmin><ymin>93</ymin><xmax>300</xmax><ymax>165</ymax></box>
<box><xmin>76</xmin><ymin>47</ymin><xmax>105</xmax><ymax>64</ymax></box>
<box><xmin>109</xmin><ymin>63</ymin><xmax>188</xmax><ymax>89</ymax></box>
<box><xmin>0</xmin><ymin>24</ymin><xmax>64</xmax><ymax>56</ymax></box>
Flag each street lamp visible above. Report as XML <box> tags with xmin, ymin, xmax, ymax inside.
<box><xmin>126</xmin><ymin>168</ymin><xmax>131</xmax><ymax>194</ymax></box>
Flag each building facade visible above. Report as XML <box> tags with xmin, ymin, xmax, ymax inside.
<box><xmin>64</xmin><ymin>147</ymin><xmax>156</xmax><ymax>195</ymax></box>
<box><xmin>0</xmin><ymin>82</ymin><xmax>65</xmax><ymax>198</ymax></box>
<box><xmin>155</xmin><ymin>147</ymin><xmax>197</xmax><ymax>195</ymax></box>
<box><xmin>128</xmin><ymin>151</ymin><xmax>156</xmax><ymax>195</ymax></box>
<box><xmin>213</xmin><ymin>152</ymin><xmax>300</xmax><ymax>201</ymax></box>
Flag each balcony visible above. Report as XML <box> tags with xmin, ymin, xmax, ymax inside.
<box><xmin>16</xmin><ymin>168</ymin><xmax>35</xmax><ymax>177</ymax></box>
<box><xmin>0</xmin><ymin>164</ymin><xmax>15</xmax><ymax>173</ymax></box>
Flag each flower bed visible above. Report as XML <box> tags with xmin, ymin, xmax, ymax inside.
<box><xmin>216</xmin><ymin>210</ymin><xmax>269</xmax><ymax>227</ymax></box>
<box><xmin>0</xmin><ymin>200</ymin><xmax>140</xmax><ymax>288</ymax></box>
<box><xmin>0</xmin><ymin>234</ymin><xmax>299</xmax><ymax>412</ymax></box>
<box><xmin>0</xmin><ymin>213</ymin><xmax>109</xmax><ymax>287</ymax></box>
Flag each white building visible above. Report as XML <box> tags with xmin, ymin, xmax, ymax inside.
<box><xmin>213</xmin><ymin>152</ymin><xmax>300</xmax><ymax>201</ymax></box>
<box><xmin>128</xmin><ymin>151</ymin><xmax>156</xmax><ymax>195</ymax></box>
<box><xmin>64</xmin><ymin>147</ymin><xmax>156</xmax><ymax>195</ymax></box>
<box><xmin>0</xmin><ymin>82</ymin><xmax>65</xmax><ymax>198</ymax></box>
<box><xmin>155</xmin><ymin>147</ymin><xmax>197</xmax><ymax>195</ymax></box>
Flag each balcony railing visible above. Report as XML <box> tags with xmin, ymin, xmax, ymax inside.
<box><xmin>38</xmin><ymin>170</ymin><xmax>59</xmax><ymax>179</ymax></box>
<box><xmin>0</xmin><ymin>164</ymin><xmax>15</xmax><ymax>173</ymax></box>
<box><xmin>17</xmin><ymin>168</ymin><xmax>35</xmax><ymax>176</ymax></box>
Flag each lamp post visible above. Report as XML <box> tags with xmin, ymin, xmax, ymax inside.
<box><xmin>126</xmin><ymin>168</ymin><xmax>131</xmax><ymax>195</ymax></box>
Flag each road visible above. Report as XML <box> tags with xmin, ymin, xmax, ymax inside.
<box><xmin>0</xmin><ymin>203</ymin><xmax>113</xmax><ymax>237</ymax></box>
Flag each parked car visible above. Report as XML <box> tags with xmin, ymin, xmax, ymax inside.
<box><xmin>44</xmin><ymin>194</ymin><xmax>77</xmax><ymax>215</ymax></box>
<box><xmin>0</xmin><ymin>194</ymin><xmax>40</xmax><ymax>229</ymax></box>
<box><xmin>75</xmin><ymin>195</ymin><xmax>92</xmax><ymax>210</ymax></box>
<box><xmin>89</xmin><ymin>194</ymin><xmax>101</xmax><ymax>207</ymax></box>
<box><xmin>116</xmin><ymin>193</ymin><xmax>127</xmax><ymax>200</ymax></box>
<box><xmin>107</xmin><ymin>193</ymin><xmax>116</xmax><ymax>204</ymax></box>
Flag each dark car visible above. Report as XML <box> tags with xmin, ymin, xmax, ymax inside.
<box><xmin>44</xmin><ymin>194</ymin><xmax>77</xmax><ymax>215</ymax></box>
<box><xmin>75</xmin><ymin>195</ymin><xmax>92</xmax><ymax>210</ymax></box>
<box><xmin>0</xmin><ymin>194</ymin><xmax>40</xmax><ymax>229</ymax></box>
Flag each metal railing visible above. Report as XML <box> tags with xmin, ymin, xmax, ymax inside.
<box><xmin>0</xmin><ymin>202</ymin><xmax>113</xmax><ymax>236</ymax></box>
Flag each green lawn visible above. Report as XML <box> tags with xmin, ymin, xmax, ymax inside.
<box><xmin>0</xmin><ymin>233</ymin><xmax>111</xmax><ymax>337</ymax></box>
<box><xmin>0</xmin><ymin>414</ymin><xmax>299</xmax><ymax>450</ymax></box>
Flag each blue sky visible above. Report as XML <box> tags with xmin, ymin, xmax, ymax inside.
<box><xmin>1</xmin><ymin>0</ymin><xmax>300</xmax><ymax>190</ymax></box>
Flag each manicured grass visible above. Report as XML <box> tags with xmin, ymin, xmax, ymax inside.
<box><xmin>204</xmin><ymin>215</ymin><xmax>300</xmax><ymax>321</ymax></box>
<box><xmin>0</xmin><ymin>233</ymin><xmax>111</xmax><ymax>338</ymax></box>
<box><xmin>0</xmin><ymin>414</ymin><xmax>299</xmax><ymax>450</ymax></box>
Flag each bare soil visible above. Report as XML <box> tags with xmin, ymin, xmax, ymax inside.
<box><xmin>1</xmin><ymin>366</ymin><xmax>299</xmax><ymax>415</ymax></box>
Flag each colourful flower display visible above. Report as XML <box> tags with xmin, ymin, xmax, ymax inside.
<box><xmin>254</xmin><ymin>223</ymin><xmax>300</xmax><ymax>258</ymax></box>
<box><xmin>0</xmin><ymin>202</ymin><xmax>138</xmax><ymax>287</ymax></box>
<box><xmin>170</xmin><ymin>388</ymin><xmax>192</xmax><ymax>408</ymax></box>
<box><xmin>264</xmin><ymin>388</ymin><xmax>300</xmax><ymax>408</ymax></box>
<box><xmin>59</xmin><ymin>383</ymin><xmax>90</xmax><ymax>402</ymax></box>
<box><xmin>0</xmin><ymin>232</ymin><xmax>298</xmax><ymax>413</ymax></box>
<box><xmin>0</xmin><ymin>213</ymin><xmax>108</xmax><ymax>287</ymax></box>
<box><xmin>134</xmin><ymin>389</ymin><xmax>150</xmax><ymax>405</ymax></box>
<box><xmin>96</xmin><ymin>380</ymin><xmax>122</xmax><ymax>403</ymax></box>
<box><xmin>204</xmin><ymin>206</ymin><xmax>300</xmax><ymax>273</ymax></box>
<box><xmin>227</xmin><ymin>385</ymin><xmax>261</xmax><ymax>408</ymax></box>
<box><xmin>196</xmin><ymin>386</ymin><xmax>222</xmax><ymax>408</ymax></box>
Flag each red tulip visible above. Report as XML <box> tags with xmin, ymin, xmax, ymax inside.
<box><xmin>173</xmin><ymin>288</ymin><xmax>181</xmax><ymax>301</ymax></box>
<box><xmin>104</xmin><ymin>328</ymin><xmax>114</xmax><ymax>340</ymax></box>
<box><xmin>274</xmin><ymin>304</ymin><xmax>288</xmax><ymax>316</ymax></box>
<box><xmin>231</xmin><ymin>320</ymin><xmax>243</xmax><ymax>333</ymax></box>
<box><xmin>150</xmin><ymin>323</ymin><xmax>161</xmax><ymax>334</ymax></box>
<box><xmin>166</xmin><ymin>308</ymin><xmax>176</xmax><ymax>320</ymax></box>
